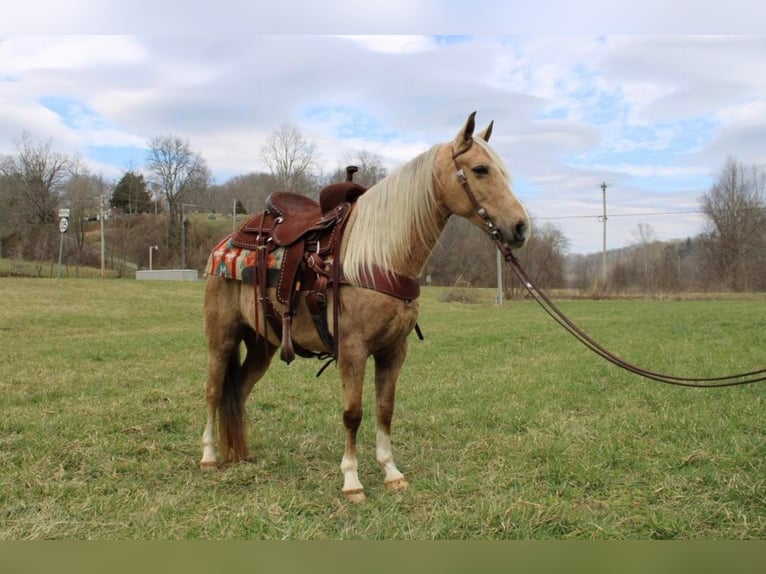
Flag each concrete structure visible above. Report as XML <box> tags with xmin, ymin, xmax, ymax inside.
<box><xmin>136</xmin><ymin>269</ymin><xmax>199</xmax><ymax>281</ymax></box>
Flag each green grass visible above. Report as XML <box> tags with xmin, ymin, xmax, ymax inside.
<box><xmin>0</xmin><ymin>279</ymin><xmax>764</xmax><ymax>539</ymax></box>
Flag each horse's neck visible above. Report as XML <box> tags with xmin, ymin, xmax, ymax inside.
<box><xmin>340</xmin><ymin>174</ymin><xmax>448</xmax><ymax>281</ymax></box>
<box><xmin>396</xmin><ymin>209</ymin><xmax>448</xmax><ymax>278</ymax></box>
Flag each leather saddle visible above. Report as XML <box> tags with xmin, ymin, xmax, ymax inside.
<box><xmin>229</xmin><ymin>167</ymin><xmax>367</xmax><ymax>364</ymax></box>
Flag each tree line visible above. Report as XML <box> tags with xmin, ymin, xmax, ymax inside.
<box><xmin>1</xmin><ymin>127</ymin><xmax>764</xmax><ymax>293</ymax></box>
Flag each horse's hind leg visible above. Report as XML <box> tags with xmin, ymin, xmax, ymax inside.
<box><xmin>200</xmin><ymin>330</ymin><xmax>275</xmax><ymax>469</ymax></box>
<box><xmin>202</xmin><ymin>277</ymin><xmax>241</xmax><ymax>469</ymax></box>
<box><xmin>201</xmin><ymin>340</ymin><xmax>237</xmax><ymax>469</ymax></box>
<box><xmin>241</xmin><ymin>329</ymin><xmax>277</xmax><ymax>400</ymax></box>
<box><xmin>374</xmin><ymin>341</ymin><xmax>409</xmax><ymax>491</ymax></box>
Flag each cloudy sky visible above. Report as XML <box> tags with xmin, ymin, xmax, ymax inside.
<box><xmin>1</xmin><ymin>3</ymin><xmax>765</xmax><ymax>254</ymax></box>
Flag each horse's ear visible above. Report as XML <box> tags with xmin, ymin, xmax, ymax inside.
<box><xmin>477</xmin><ymin>120</ymin><xmax>494</xmax><ymax>142</ymax></box>
<box><xmin>453</xmin><ymin>111</ymin><xmax>477</xmax><ymax>155</ymax></box>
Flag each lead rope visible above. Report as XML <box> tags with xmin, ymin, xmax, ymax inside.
<box><xmin>452</xmin><ymin>140</ymin><xmax>766</xmax><ymax>388</ymax></box>
<box><xmin>499</xmin><ymin>240</ymin><xmax>766</xmax><ymax>388</ymax></box>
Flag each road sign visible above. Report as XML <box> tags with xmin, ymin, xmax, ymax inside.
<box><xmin>58</xmin><ymin>208</ymin><xmax>70</xmax><ymax>218</ymax></box>
<box><xmin>59</xmin><ymin>217</ymin><xmax>69</xmax><ymax>233</ymax></box>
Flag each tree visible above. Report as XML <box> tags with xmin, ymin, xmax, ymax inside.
<box><xmin>145</xmin><ymin>135</ymin><xmax>210</xmax><ymax>261</ymax></box>
<box><xmin>699</xmin><ymin>157</ymin><xmax>766</xmax><ymax>291</ymax></box>
<box><xmin>0</xmin><ymin>133</ymin><xmax>74</xmax><ymax>264</ymax></box>
<box><xmin>0</xmin><ymin>132</ymin><xmax>72</xmax><ymax>225</ymax></box>
<box><xmin>425</xmin><ymin>217</ymin><xmax>495</xmax><ymax>286</ymax></box>
<box><xmin>326</xmin><ymin>149</ymin><xmax>388</xmax><ymax>189</ymax></box>
<box><xmin>206</xmin><ymin>172</ymin><xmax>278</xmax><ymax>215</ymax></box>
<box><xmin>111</xmin><ymin>171</ymin><xmax>152</xmax><ymax>214</ymax></box>
<box><xmin>629</xmin><ymin>223</ymin><xmax>662</xmax><ymax>292</ymax></box>
<box><xmin>260</xmin><ymin>124</ymin><xmax>317</xmax><ymax>191</ymax></box>
<box><xmin>354</xmin><ymin>150</ymin><xmax>387</xmax><ymax>188</ymax></box>
<box><xmin>63</xmin><ymin>172</ymin><xmax>105</xmax><ymax>254</ymax></box>
<box><xmin>507</xmin><ymin>221</ymin><xmax>570</xmax><ymax>295</ymax></box>
<box><xmin>0</xmin><ymin>172</ymin><xmax>20</xmax><ymax>258</ymax></box>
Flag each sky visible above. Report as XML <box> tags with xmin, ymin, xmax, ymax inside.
<box><xmin>1</xmin><ymin>2</ymin><xmax>765</xmax><ymax>254</ymax></box>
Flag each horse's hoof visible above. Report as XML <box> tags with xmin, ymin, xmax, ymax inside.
<box><xmin>385</xmin><ymin>477</ymin><xmax>409</xmax><ymax>492</ymax></box>
<box><xmin>200</xmin><ymin>461</ymin><xmax>218</xmax><ymax>471</ymax></box>
<box><xmin>343</xmin><ymin>489</ymin><xmax>367</xmax><ymax>504</ymax></box>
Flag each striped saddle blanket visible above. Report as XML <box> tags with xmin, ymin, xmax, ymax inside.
<box><xmin>205</xmin><ymin>235</ymin><xmax>284</xmax><ymax>283</ymax></box>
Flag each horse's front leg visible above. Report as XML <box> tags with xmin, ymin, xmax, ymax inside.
<box><xmin>374</xmin><ymin>341</ymin><xmax>409</xmax><ymax>491</ymax></box>
<box><xmin>338</xmin><ymin>343</ymin><xmax>368</xmax><ymax>503</ymax></box>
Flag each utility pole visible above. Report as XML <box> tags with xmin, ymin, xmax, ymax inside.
<box><xmin>180</xmin><ymin>203</ymin><xmax>197</xmax><ymax>269</ymax></box>
<box><xmin>100</xmin><ymin>185</ymin><xmax>106</xmax><ymax>279</ymax></box>
<box><xmin>600</xmin><ymin>181</ymin><xmax>608</xmax><ymax>287</ymax></box>
<box><xmin>495</xmin><ymin>248</ymin><xmax>503</xmax><ymax>305</ymax></box>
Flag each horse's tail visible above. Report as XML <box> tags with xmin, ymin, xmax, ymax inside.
<box><xmin>218</xmin><ymin>347</ymin><xmax>249</xmax><ymax>462</ymax></box>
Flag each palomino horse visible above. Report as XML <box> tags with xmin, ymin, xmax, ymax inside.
<box><xmin>201</xmin><ymin>112</ymin><xmax>530</xmax><ymax>502</ymax></box>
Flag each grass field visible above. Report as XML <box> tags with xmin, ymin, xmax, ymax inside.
<box><xmin>1</xmin><ymin>278</ymin><xmax>764</xmax><ymax>540</ymax></box>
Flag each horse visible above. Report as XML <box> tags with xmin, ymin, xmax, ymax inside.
<box><xmin>201</xmin><ymin>112</ymin><xmax>530</xmax><ymax>502</ymax></box>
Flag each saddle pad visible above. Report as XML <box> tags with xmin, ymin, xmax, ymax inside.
<box><xmin>205</xmin><ymin>235</ymin><xmax>284</xmax><ymax>282</ymax></box>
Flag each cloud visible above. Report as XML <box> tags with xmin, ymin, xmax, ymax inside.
<box><xmin>0</xmin><ymin>35</ymin><xmax>145</xmax><ymax>73</ymax></box>
<box><xmin>5</xmin><ymin>1</ymin><xmax>766</xmax><ymax>35</ymax></box>
<box><xmin>1</xmin><ymin>33</ymin><xmax>764</xmax><ymax>254</ymax></box>
<box><xmin>338</xmin><ymin>36</ymin><xmax>438</xmax><ymax>54</ymax></box>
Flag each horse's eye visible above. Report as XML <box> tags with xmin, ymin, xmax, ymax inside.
<box><xmin>472</xmin><ymin>165</ymin><xmax>490</xmax><ymax>176</ymax></box>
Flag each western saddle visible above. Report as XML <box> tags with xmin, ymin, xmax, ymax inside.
<box><xmin>229</xmin><ymin>167</ymin><xmax>420</xmax><ymax>366</ymax></box>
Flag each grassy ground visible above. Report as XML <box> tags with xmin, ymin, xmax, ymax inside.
<box><xmin>0</xmin><ymin>278</ymin><xmax>764</xmax><ymax>539</ymax></box>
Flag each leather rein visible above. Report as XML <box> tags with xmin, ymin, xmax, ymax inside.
<box><xmin>451</xmin><ymin>142</ymin><xmax>766</xmax><ymax>389</ymax></box>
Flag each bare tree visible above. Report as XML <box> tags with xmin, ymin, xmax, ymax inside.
<box><xmin>426</xmin><ymin>216</ymin><xmax>570</xmax><ymax>295</ymax></box>
<box><xmin>326</xmin><ymin>149</ymin><xmax>388</xmax><ymax>189</ymax></box>
<box><xmin>146</xmin><ymin>135</ymin><xmax>210</xmax><ymax>261</ymax></box>
<box><xmin>0</xmin><ymin>173</ymin><xmax>20</xmax><ymax>259</ymax></box>
<box><xmin>567</xmin><ymin>253</ymin><xmax>601</xmax><ymax>294</ymax></box>
<box><xmin>0</xmin><ymin>133</ymin><xmax>75</xmax><ymax>265</ymax></box>
<box><xmin>210</xmin><ymin>172</ymin><xmax>277</xmax><ymax>215</ymax></box>
<box><xmin>260</xmin><ymin>124</ymin><xmax>317</xmax><ymax>191</ymax></box>
<box><xmin>507</xmin><ymin>221</ymin><xmax>570</xmax><ymax>296</ymax></box>
<box><xmin>62</xmin><ymin>171</ymin><xmax>104</xmax><ymax>254</ymax></box>
<box><xmin>630</xmin><ymin>223</ymin><xmax>662</xmax><ymax>292</ymax></box>
<box><xmin>353</xmin><ymin>150</ymin><xmax>388</xmax><ymax>188</ymax></box>
<box><xmin>425</xmin><ymin>217</ymin><xmax>495</xmax><ymax>286</ymax></box>
<box><xmin>700</xmin><ymin>157</ymin><xmax>766</xmax><ymax>291</ymax></box>
<box><xmin>0</xmin><ymin>132</ymin><xmax>72</xmax><ymax>225</ymax></box>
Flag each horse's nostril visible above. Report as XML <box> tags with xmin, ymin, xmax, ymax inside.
<box><xmin>514</xmin><ymin>221</ymin><xmax>528</xmax><ymax>242</ymax></box>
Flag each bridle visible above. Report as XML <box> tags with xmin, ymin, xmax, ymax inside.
<box><xmin>451</xmin><ymin>139</ymin><xmax>766</xmax><ymax>388</ymax></box>
<box><xmin>452</xmin><ymin>141</ymin><xmax>507</xmax><ymax>246</ymax></box>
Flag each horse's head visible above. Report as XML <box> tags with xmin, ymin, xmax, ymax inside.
<box><xmin>434</xmin><ymin>112</ymin><xmax>530</xmax><ymax>250</ymax></box>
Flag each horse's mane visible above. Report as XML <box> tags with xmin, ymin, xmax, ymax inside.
<box><xmin>342</xmin><ymin>144</ymin><xmax>441</xmax><ymax>284</ymax></box>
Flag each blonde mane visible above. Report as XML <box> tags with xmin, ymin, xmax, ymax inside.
<box><xmin>342</xmin><ymin>144</ymin><xmax>442</xmax><ymax>284</ymax></box>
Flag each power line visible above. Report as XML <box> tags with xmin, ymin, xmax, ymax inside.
<box><xmin>534</xmin><ymin>209</ymin><xmax>706</xmax><ymax>221</ymax></box>
<box><xmin>535</xmin><ymin>206</ymin><xmax>766</xmax><ymax>221</ymax></box>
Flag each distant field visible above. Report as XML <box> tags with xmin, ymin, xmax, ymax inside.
<box><xmin>0</xmin><ymin>278</ymin><xmax>764</xmax><ymax>539</ymax></box>
<box><xmin>0</xmin><ymin>257</ymin><xmax>127</xmax><ymax>279</ymax></box>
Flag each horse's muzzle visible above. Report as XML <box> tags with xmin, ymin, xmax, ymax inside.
<box><xmin>502</xmin><ymin>219</ymin><xmax>529</xmax><ymax>249</ymax></box>
<box><xmin>513</xmin><ymin>221</ymin><xmax>529</xmax><ymax>244</ymax></box>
